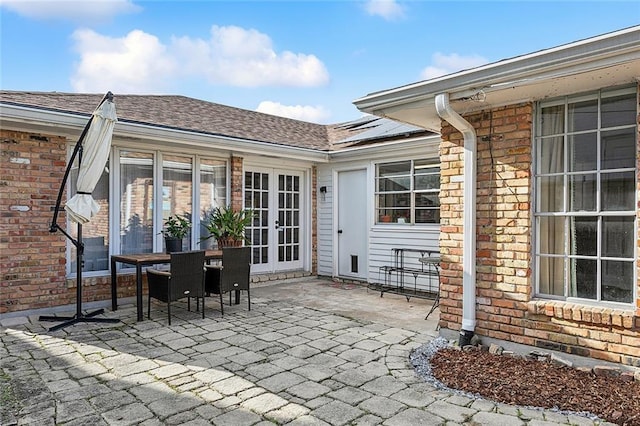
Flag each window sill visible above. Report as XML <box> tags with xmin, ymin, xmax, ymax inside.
<box><xmin>527</xmin><ymin>300</ymin><xmax>639</xmax><ymax>330</ymax></box>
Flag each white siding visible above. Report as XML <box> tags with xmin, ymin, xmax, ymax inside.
<box><xmin>316</xmin><ymin>165</ymin><xmax>334</xmax><ymax>276</ymax></box>
<box><xmin>369</xmin><ymin>226</ymin><xmax>440</xmax><ymax>291</ymax></box>
<box><xmin>316</xmin><ymin>135</ymin><xmax>442</xmax><ymax>286</ymax></box>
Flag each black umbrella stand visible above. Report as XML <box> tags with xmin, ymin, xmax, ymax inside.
<box><xmin>39</xmin><ymin>92</ymin><xmax>120</xmax><ymax>332</ymax></box>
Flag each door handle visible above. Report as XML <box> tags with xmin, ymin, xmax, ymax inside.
<box><xmin>337</xmin><ymin>229</ymin><xmax>343</xmax><ymax>234</ymax></box>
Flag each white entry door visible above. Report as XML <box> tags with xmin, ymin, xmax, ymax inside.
<box><xmin>245</xmin><ymin>168</ymin><xmax>304</xmax><ymax>273</ymax></box>
<box><xmin>337</xmin><ymin>169</ymin><xmax>368</xmax><ymax>279</ymax></box>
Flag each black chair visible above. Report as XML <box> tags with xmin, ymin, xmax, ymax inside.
<box><xmin>147</xmin><ymin>250</ymin><xmax>206</xmax><ymax>325</ymax></box>
<box><xmin>205</xmin><ymin>247</ymin><xmax>251</xmax><ymax>315</ymax></box>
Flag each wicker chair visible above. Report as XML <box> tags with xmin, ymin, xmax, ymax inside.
<box><xmin>205</xmin><ymin>247</ymin><xmax>251</xmax><ymax>315</ymax></box>
<box><xmin>147</xmin><ymin>250</ymin><xmax>206</xmax><ymax>325</ymax></box>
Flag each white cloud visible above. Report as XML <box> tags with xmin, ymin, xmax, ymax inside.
<box><xmin>172</xmin><ymin>25</ymin><xmax>329</xmax><ymax>87</ymax></box>
<box><xmin>70</xmin><ymin>29</ymin><xmax>177</xmax><ymax>93</ymax></box>
<box><xmin>256</xmin><ymin>101</ymin><xmax>331</xmax><ymax>123</ymax></box>
<box><xmin>364</xmin><ymin>0</ymin><xmax>405</xmax><ymax>20</ymax></box>
<box><xmin>70</xmin><ymin>25</ymin><xmax>329</xmax><ymax>94</ymax></box>
<box><xmin>0</xmin><ymin>0</ymin><xmax>140</xmax><ymax>22</ymax></box>
<box><xmin>420</xmin><ymin>52</ymin><xmax>489</xmax><ymax>80</ymax></box>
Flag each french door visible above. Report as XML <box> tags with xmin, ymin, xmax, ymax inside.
<box><xmin>244</xmin><ymin>168</ymin><xmax>304</xmax><ymax>273</ymax></box>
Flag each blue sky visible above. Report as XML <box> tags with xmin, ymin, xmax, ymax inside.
<box><xmin>1</xmin><ymin>1</ymin><xmax>638</xmax><ymax>124</ymax></box>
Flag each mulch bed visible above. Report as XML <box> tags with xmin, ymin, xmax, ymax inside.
<box><xmin>430</xmin><ymin>348</ymin><xmax>640</xmax><ymax>426</ymax></box>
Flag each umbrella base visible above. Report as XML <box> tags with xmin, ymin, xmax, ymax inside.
<box><xmin>39</xmin><ymin>308</ymin><xmax>120</xmax><ymax>332</ymax></box>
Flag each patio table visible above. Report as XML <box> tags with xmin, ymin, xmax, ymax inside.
<box><xmin>111</xmin><ymin>250</ymin><xmax>222</xmax><ymax>321</ymax></box>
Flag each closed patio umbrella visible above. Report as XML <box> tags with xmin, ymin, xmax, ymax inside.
<box><xmin>40</xmin><ymin>92</ymin><xmax>120</xmax><ymax>331</ymax></box>
<box><xmin>65</xmin><ymin>93</ymin><xmax>118</xmax><ymax>223</ymax></box>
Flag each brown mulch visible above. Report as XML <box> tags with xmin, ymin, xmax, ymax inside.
<box><xmin>430</xmin><ymin>348</ymin><xmax>640</xmax><ymax>426</ymax></box>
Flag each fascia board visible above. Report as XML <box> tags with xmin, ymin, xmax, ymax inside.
<box><xmin>354</xmin><ymin>26</ymin><xmax>640</xmax><ymax>113</ymax></box>
<box><xmin>0</xmin><ymin>103</ymin><xmax>330</xmax><ymax>163</ymax></box>
<box><xmin>0</xmin><ymin>103</ymin><xmax>87</xmax><ymax>137</ymax></box>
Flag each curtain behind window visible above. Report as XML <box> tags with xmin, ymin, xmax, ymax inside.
<box><xmin>537</xmin><ymin>105</ymin><xmax>565</xmax><ymax>296</ymax></box>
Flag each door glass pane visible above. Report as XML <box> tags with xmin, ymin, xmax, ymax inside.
<box><xmin>120</xmin><ymin>151</ymin><xmax>154</xmax><ymax>254</ymax></box>
<box><xmin>245</xmin><ymin>171</ymin><xmax>269</xmax><ymax>265</ymax></box>
<box><xmin>277</xmin><ymin>173</ymin><xmax>300</xmax><ymax>262</ymax></box>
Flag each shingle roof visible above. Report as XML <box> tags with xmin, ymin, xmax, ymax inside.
<box><xmin>0</xmin><ymin>91</ymin><xmax>333</xmax><ymax>150</ymax></box>
<box><xmin>0</xmin><ymin>91</ymin><xmax>434</xmax><ymax>151</ymax></box>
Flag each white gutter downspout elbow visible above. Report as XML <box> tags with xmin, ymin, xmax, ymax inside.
<box><xmin>435</xmin><ymin>93</ymin><xmax>477</xmax><ymax>345</ymax></box>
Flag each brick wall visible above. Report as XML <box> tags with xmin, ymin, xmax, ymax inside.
<box><xmin>438</xmin><ymin>97</ymin><xmax>640</xmax><ymax>367</ymax></box>
<box><xmin>230</xmin><ymin>155</ymin><xmax>243</xmax><ymax>212</ymax></box>
<box><xmin>1</xmin><ymin>132</ymin><xmax>320</xmax><ymax>316</ymax></box>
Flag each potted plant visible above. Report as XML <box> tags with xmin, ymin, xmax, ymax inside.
<box><xmin>201</xmin><ymin>206</ymin><xmax>253</xmax><ymax>248</ymax></box>
<box><xmin>161</xmin><ymin>214</ymin><xmax>191</xmax><ymax>253</ymax></box>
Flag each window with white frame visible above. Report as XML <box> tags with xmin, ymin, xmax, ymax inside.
<box><xmin>162</xmin><ymin>154</ymin><xmax>193</xmax><ymax>252</ymax></box>
<box><xmin>534</xmin><ymin>86</ymin><xmax>637</xmax><ymax>304</ymax></box>
<box><xmin>68</xmin><ymin>149</ymin><xmax>227</xmax><ymax>275</ymax></box>
<box><xmin>199</xmin><ymin>158</ymin><xmax>227</xmax><ymax>249</ymax></box>
<box><xmin>375</xmin><ymin>159</ymin><xmax>440</xmax><ymax>224</ymax></box>
<box><xmin>68</xmin><ymin>159</ymin><xmax>110</xmax><ymax>273</ymax></box>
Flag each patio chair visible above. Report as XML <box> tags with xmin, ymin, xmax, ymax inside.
<box><xmin>147</xmin><ymin>250</ymin><xmax>206</xmax><ymax>325</ymax></box>
<box><xmin>205</xmin><ymin>247</ymin><xmax>251</xmax><ymax>315</ymax></box>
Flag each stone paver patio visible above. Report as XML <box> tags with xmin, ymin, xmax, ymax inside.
<box><xmin>0</xmin><ymin>278</ymin><xmax>615</xmax><ymax>425</ymax></box>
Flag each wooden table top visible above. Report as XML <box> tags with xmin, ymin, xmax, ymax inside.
<box><xmin>111</xmin><ymin>250</ymin><xmax>223</xmax><ymax>265</ymax></box>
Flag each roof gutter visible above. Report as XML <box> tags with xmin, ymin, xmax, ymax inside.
<box><xmin>435</xmin><ymin>93</ymin><xmax>477</xmax><ymax>346</ymax></box>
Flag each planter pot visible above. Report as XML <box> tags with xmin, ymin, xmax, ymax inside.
<box><xmin>165</xmin><ymin>237</ymin><xmax>183</xmax><ymax>253</ymax></box>
<box><xmin>216</xmin><ymin>238</ymin><xmax>243</xmax><ymax>248</ymax></box>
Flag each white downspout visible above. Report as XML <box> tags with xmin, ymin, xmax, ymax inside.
<box><xmin>435</xmin><ymin>93</ymin><xmax>477</xmax><ymax>345</ymax></box>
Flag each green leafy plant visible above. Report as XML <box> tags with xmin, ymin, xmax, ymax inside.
<box><xmin>201</xmin><ymin>206</ymin><xmax>253</xmax><ymax>246</ymax></box>
<box><xmin>161</xmin><ymin>214</ymin><xmax>191</xmax><ymax>239</ymax></box>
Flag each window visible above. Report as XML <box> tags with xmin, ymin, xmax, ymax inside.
<box><xmin>375</xmin><ymin>159</ymin><xmax>440</xmax><ymax>224</ymax></box>
<box><xmin>162</xmin><ymin>155</ymin><xmax>193</xmax><ymax>252</ymax></box>
<box><xmin>67</xmin><ymin>147</ymin><xmax>228</xmax><ymax>275</ymax></box>
<box><xmin>199</xmin><ymin>158</ymin><xmax>227</xmax><ymax>249</ymax></box>
<box><xmin>534</xmin><ymin>86</ymin><xmax>637</xmax><ymax>304</ymax></box>
<box><xmin>68</xmin><ymin>159</ymin><xmax>110</xmax><ymax>273</ymax></box>
<box><xmin>119</xmin><ymin>150</ymin><xmax>154</xmax><ymax>255</ymax></box>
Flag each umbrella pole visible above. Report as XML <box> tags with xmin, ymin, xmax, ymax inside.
<box><xmin>39</xmin><ymin>93</ymin><xmax>120</xmax><ymax>331</ymax></box>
